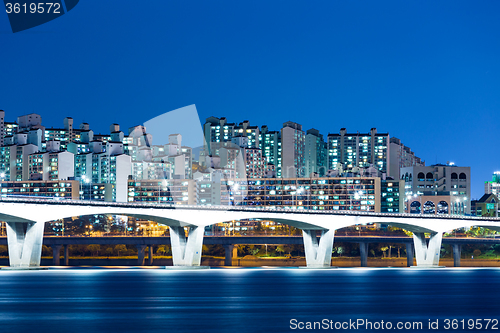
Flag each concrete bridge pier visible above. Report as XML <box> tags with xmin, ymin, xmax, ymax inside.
<box><xmin>169</xmin><ymin>226</ymin><xmax>205</xmax><ymax>266</ymax></box>
<box><xmin>64</xmin><ymin>245</ymin><xmax>69</xmax><ymax>266</ymax></box>
<box><xmin>453</xmin><ymin>244</ymin><xmax>461</xmax><ymax>267</ymax></box>
<box><xmin>413</xmin><ymin>232</ymin><xmax>443</xmax><ymax>267</ymax></box>
<box><xmin>137</xmin><ymin>245</ymin><xmax>146</xmax><ymax>266</ymax></box>
<box><xmin>359</xmin><ymin>243</ymin><xmax>369</xmax><ymax>267</ymax></box>
<box><xmin>302</xmin><ymin>229</ymin><xmax>335</xmax><ymax>268</ymax></box>
<box><xmin>52</xmin><ymin>245</ymin><xmax>62</xmax><ymax>265</ymax></box>
<box><xmin>5</xmin><ymin>221</ymin><xmax>45</xmax><ymax>268</ymax></box>
<box><xmin>148</xmin><ymin>245</ymin><xmax>153</xmax><ymax>265</ymax></box>
<box><xmin>405</xmin><ymin>243</ymin><xmax>414</xmax><ymax>267</ymax></box>
<box><xmin>224</xmin><ymin>244</ymin><xmax>237</xmax><ymax>266</ymax></box>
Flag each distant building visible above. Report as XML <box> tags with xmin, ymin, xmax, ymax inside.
<box><xmin>220</xmin><ymin>176</ymin><xmax>391</xmax><ymax>212</ymax></box>
<box><xmin>0</xmin><ymin>180</ymin><xmax>79</xmax><ymax>199</ymax></box>
<box><xmin>402</xmin><ymin>163</ymin><xmax>471</xmax><ymax>215</ymax></box>
<box><xmin>28</xmin><ymin>150</ymin><xmax>74</xmax><ymax>181</ymax></box>
<box><xmin>485</xmin><ymin>172</ymin><xmax>500</xmax><ymax>198</ymax></box>
<box><xmin>0</xmin><ymin>110</ymin><xmax>4</xmax><ymax>147</ymax></box>
<box><xmin>305</xmin><ymin>128</ymin><xmax>327</xmax><ymax>177</ymax></box>
<box><xmin>327</xmin><ymin>128</ymin><xmax>390</xmax><ymax>176</ymax></box>
<box><xmin>471</xmin><ymin>193</ymin><xmax>499</xmax><ymax>217</ymax></box>
<box><xmin>127</xmin><ymin>179</ymin><xmax>196</xmax><ymax>204</ymax></box>
<box><xmin>380</xmin><ymin>179</ymin><xmax>404</xmax><ymax>213</ymax></box>
<box><xmin>281</xmin><ymin>121</ymin><xmax>305</xmax><ymax>178</ymax></box>
<box><xmin>259</xmin><ymin>126</ymin><xmax>282</xmax><ymax>177</ymax></box>
<box><xmin>388</xmin><ymin>137</ymin><xmax>424</xmax><ymax>179</ymax></box>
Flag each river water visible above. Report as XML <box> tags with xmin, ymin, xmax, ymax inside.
<box><xmin>0</xmin><ymin>267</ymin><xmax>498</xmax><ymax>333</ymax></box>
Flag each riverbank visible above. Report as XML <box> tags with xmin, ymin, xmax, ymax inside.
<box><xmin>2</xmin><ymin>256</ymin><xmax>500</xmax><ymax>267</ymax></box>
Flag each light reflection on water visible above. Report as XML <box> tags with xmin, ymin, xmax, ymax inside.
<box><xmin>0</xmin><ymin>268</ymin><xmax>498</xmax><ymax>333</ymax></box>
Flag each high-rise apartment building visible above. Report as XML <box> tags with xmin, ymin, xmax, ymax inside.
<box><xmin>281</xmin><ymin>121</ymin><xmax>305</xmax><ymax>178</ymax></box>
<box><xmin>388</xmin><ymin>137</ymin><xmax>424</xmax><ymax>179</ymax></box>
<box><xmin>243</xmin><ymin>148</ymin><xmax>264</xmax><ymax>179</ymax></box>
<box><xmin>28</xmin><ymin>150</ymin><xmax>74</xmax><ymax>181</ymax></box>
<box><xmin>305</xmin><ymin>128</ymin><xmax>327</xmax><ymax>177</ymax></box>
<box><xmin>12</xmin><ymin>142</ymin><xmax>38</xmax><ymax>181</ymax></box>
<box><xmin>204</xmin><ymin>117</ymin><xmax>236</xmax><ymax>156</ymax></box>
<box><xmin>234</xmin><ymin>120</ymin><xmax>259</xmax><ymax>148</ymax></box>
<box><xmin>17</xmin><ymin>113</ymin><xmax>43</xmax><ymax>132</ymax></box>
<box><xmin>0</xmin><ymin>110</ymin><xmax>4</xmax><ymax>147</ymax></box>
<box><xmin>327</xmin><ymin>128</ymin><xmax>389</xmax><ymax>175</ymax></box>
<box><xmin>4</xmin><ymin>121</ymin><xmax>18</xmax><ymax>138</ymax></box>
<box><xmin>259</xmin><ymin>126</ymin><xmax>282</xmax><ymax>177</ymax></box>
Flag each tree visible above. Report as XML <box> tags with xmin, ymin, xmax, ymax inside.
<box><xmin>114</xmin><ymin>244</ymin><xmax>127</xmax><ymax>256</ymax></box>
<box><xmin>248</xmin><ymin>245</ymin><xmax>259</xmax><ymax>256</ymax></box>
<box><xmin>380</xmin><ymin>246</ymin><xmax>389</xmax><ymax>258</ymax></box>
<box><xmin>88</xmin><ymin>244</ymin><xmax>101</xmax><ymax>256</ymax></box>
<box><xmin>156</xmin><ymin>245</ymin><xmax>167</xmax><ymax>256</ymax></box>
<box><xmin>0</xmin><ymin>245</ymin><xmax>8</xmax><ymax>255</ymax></box>
<box><xmin>276</xmin><ymin>245</ymin><xmax>285</xmax><ymax>257</ymax></box>
<box><xmin>104</xmin><ymin>247</ymin><xmax>114</xmax><ymax>257</ymax></box>
<box><xmin>42</xmin><ymin>245</ymin><xmax>51</xmax><ymax>256</ymax></box>
<box><xmin>334</xmin><ymin>246</ymin><xmax>344</xmax><ymax>257</ymax></box>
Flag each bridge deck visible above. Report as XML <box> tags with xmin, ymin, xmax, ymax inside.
<box><xmin>0</xmin><ymin>236</ymin><xmax>498</xmax><ymax>246</ymax></box>
<box><xmin>1</xmin><ymin>197</ymin><xmax>499</xmax><ymax>222</ymax></box>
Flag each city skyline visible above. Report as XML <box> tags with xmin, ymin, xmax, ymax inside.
<box><xmin>0</xmin><ymin>107</ymin><xmax>490</xmax><ymax>201</ymax></box>
<box><xmin>2</xmin><ymin>1</ymin><xmax>499</xmax><ymax>199</ymax></box>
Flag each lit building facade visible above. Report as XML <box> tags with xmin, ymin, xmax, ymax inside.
<box><xmin>221</xmin><ymin>177</ymin><xmax>384</xmax><ymax>212</ymax></box>
<box><xmin>305</xmin><ymin>128</ymin><xmax>327</xmax><ymax>177</ymax></box>
<box><xmin>401</xmin><ymin>164</ymin><xmax>471</xmax><ymax>215</ymax></box>
<box><xmin>127</xmin><ymin>179</ymin><xmax>197</xmax><ymax>204</ymax></box>
<box><xmin>388</xmin><ymin>137</ymin><xmax>424</xmax><ymax>179</ymax></box>
<box><xmin>380</xmin><ymin>180</ymin><xmax>404</xmax><ymax>213</ymax></box>
<box><xmin>0</xmin><ymin>180</ymin><xmax>79</xmax><ymax>199</ymax></box>
<box><xmin>471</xmin><ymin>193</ymin><xmax>499</xmax><ymax>217</ymax></box>
<box><xmin>281</xmin><ymin>121</ymin><xmax>305</xmax><ymax>178</ymax></box>
<box><xmin>485</xmin><ymin>172</ymin><xmax>500</xmax><ymax>198</ymax></box>
<box><xmin>327</xmin><ymin>128</ymin><xmax>389</xmax><ymax>174</ymax></box>
<box><xmin>259</xmin><ymin>126</ymin><xmax>282</xmax><ymax>177</ymax></box>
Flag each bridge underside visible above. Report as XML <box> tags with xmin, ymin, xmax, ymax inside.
<box><xmin>3</xmin><ymin>206</ymin><xmax>500</xmax><ymax>268</ymax></box>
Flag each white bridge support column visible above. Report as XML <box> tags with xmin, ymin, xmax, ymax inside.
<box><xmin>169</xmin><ymin>226</ymin><xmax>204</xmax><ymax>266</ymax></box>
<box><xmin>302</xmin><ymin>229</ymin><xmax>335</xmax><ymax>268</ymax></box>
<box><xmin>413</xmin><ymin>232</ymin><xmax>443</xmax><ymax>267</ymax></box>
<box><xmin>6</xmin><ymin>222</ymin><xmax>45</xmax><ymax>268</ymax></box>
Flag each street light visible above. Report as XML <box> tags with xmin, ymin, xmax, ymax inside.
<box><xmin>231</xmin><ymin>183</ymin><xmax>240</xmax><ymax>206</ymax></box>
<box><xmin>405</xmin><ymin>195</ymin><xmax>412</xmax><ymax>213</ymax></box>
<box><xmin>81</xmin><ymin>176</ymin><xmax>91</xmax><ymax>200</ymax></box>
<box><xmin>297</xmin><ymin>187</ymin><xmax>304</xmax><ymax>209</ymax></box>
<box><xmin>352</xmin><ymin>190</ymin><xmax>363</xmax><ymax>211</ymax></box>
<box><xmin>455</xmin><ymin>196</ymin><xmax>467</xmax><ymax>215</ymax></box>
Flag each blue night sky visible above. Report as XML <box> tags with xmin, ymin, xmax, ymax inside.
<box><xmin>1</xmin><ymin>1</ymin><xmax>499</xmax><ymax>199</ymax></box>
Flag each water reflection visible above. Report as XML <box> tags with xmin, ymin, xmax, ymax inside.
<box><xmin>0</xmin><ymin>268</ymin><xmax>499</xmax><ymax>333</ymax></box>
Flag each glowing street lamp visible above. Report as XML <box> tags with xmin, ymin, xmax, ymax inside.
<box><xmin>352</xmin><ymin>190</ymin><xmax>363</xmax><ymax>211</ymax></box>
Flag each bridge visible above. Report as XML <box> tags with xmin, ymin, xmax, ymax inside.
<box><xmin>1</xmin><ymin>197</ymin><xmax>500</xmax><ymax>269</ymax></box>
<box><xmin>1</xmin><ymin>235</ymin><xmax>494</xmax><ymax>267</ymax></box>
